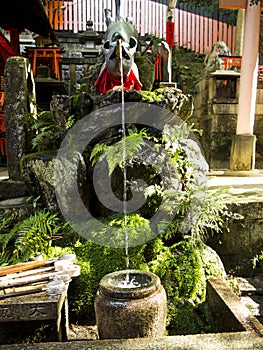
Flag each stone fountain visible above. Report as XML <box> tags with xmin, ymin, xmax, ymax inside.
<box><xmin>92</xmin><ymin>2</ymin><xmax>168</xmax><ymax>339</ymax></box>
<box><xmin>95</xmin><ymin>270</ymin><xmax>167</xmax><ymax>339</ymax></box>
<box><xmin>5</xmin><ymin>1</ymin><xmax>259</xmax><ymax>347</ymax></box>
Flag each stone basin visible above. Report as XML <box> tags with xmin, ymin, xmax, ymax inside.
<box><xmin>94</xmin><ymin>270</ymin><xmax>167</xmax><ymax>339</ymax></box>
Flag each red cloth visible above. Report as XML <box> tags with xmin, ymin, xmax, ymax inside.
<box><xmin>154</xmin><ymin>51</ymin><xmax>162</xmax><ymax>81</ymax></box>
<box><xmin>0</xmin><ymin>31</ymin><xmax>19</xmax><ymax>62</ymax></box>
<box><xmin>94</xmin><ymin>66</ymin><xmax>142</xmax><ymax>95</ymax></box>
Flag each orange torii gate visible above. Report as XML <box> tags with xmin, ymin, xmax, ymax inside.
<box><xmin>220</xmin><ymin>0</ymin><xmax>262</xmax><ymax>173</ymax></box>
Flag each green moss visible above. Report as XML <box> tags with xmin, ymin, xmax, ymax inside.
<box><xmin>146</xmin><ymin>240</ymin><xmax>224</xmax><ymax>334</ymax></box>
<box><xmin>149</xmin><ymin>240</ymin><xmax>204</xmax><ymax>302</ymax></box>
<box><xmin>167</xmin><ymin>300</ymin><xmax>209</xmax><ymax>335</ymax></box>
<box><xmin>65</xmin><ymin>236</ymin><xmax>214</xmax><ymax>330</ymax></box>
<box><xmin>68</xmin><ymin>238</ymin><xmax>147</xmax><ymax>322</ymax></box>
<box><xmin>1</xmin><ymin>207</ymin><xmax>227</xmax><ymax>333</ymax></box>
<box><xmin>139</xmin><ymin>87</ymin><xmax>194</xmax><ymax>120</ymax></box>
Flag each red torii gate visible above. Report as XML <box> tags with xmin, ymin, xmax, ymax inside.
<box><xmin>220</xmin><ymin>0</ymin><xmax>262</xmax><ymax>174</ymax></box>
<box><xmin>0</xmin><ymin>31</ymin><xmax>19</xmax><ymax>63</ymax></box>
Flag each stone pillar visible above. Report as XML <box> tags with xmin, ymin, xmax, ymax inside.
<box><xmin>230</xmin><ymin>134</ymin><xmax>256</xmax><ymax>171</ymax></box>
<box><xmin>229</xmin><ymin>0</ymin><xmax>261</xmax><ymax>173</ymax></box>
<box><xmin>70</xmin><ymin>64</ymin><xmax>77</xmax><ymax>95</ymax></box>
<box><xmin>4</xmin><ymin>56</ymin><xmax>36</xmax><ymax>180</ymax></box>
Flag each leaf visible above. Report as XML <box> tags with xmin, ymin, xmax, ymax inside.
<box><xmin>103</xmin><ymin>130</ymin><xmax>146</xmax><ymax>175</ymax></box>
<box><xmin>90</xmin><ymin>129</ymin><xmax>148</xmax><ymax>175</ymax></box>
<box><xmin>90</xmin><ymin>143</ymin><xmax>109</xmax><ymax>166</ymax></box>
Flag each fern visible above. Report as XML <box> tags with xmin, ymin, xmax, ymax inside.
<box><xmin>90</xmin><ymin>128</ymin><xmax>148</xmax><ymax>174</ymax></box>
<box><xmin>90</xmin><ymin>143</ymin><xmax>109</xmax><ymax>166</ymax></box>
<box><xmin>0</xmin><ymin>251</ymin><xmax>10</xmax><ymax>267</ymax></box>
<box><xmin>0</xmin><ymin>210</ymin><xmax>19</xmax><ymax>235</ymax></box>
<box><xmin>23</xmin><ymin>110</ymin><xmax>61</xmax><ymax>151</ymax></box>
<box><xmin>88</xmin><ymin>123</ymin><xmax>240</xmax><ymax>244</ymax></box>
<box><xmin>3</xmin><ymin>210</ymin><xmax>62</xmax><ymax>264</ymax></box>
<box><xmin>66</xmin><ymin>114</ymin><xmax>77</xmax><ymax>129</ymax></box>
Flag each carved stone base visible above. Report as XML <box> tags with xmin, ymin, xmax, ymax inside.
<box><xmin>229</xmin><ymin>134</ymin><xmax>257</xmax><ymax>171</ymax></box>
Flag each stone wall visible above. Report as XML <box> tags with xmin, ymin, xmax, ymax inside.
<box><xmin>193</xmin><ymin>75</ymin><xmax>263</xmax><ymax>170</ymax></box>
<box><xmin>208</xmin><ymin>200</ymin><xmax>263</xmax><ymax>276</ymax></box>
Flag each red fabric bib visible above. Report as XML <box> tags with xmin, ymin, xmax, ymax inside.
<box><xmin>94</xmin><ymin>66</ymin><xmax>142</xmax><ymax>95</ymax></box>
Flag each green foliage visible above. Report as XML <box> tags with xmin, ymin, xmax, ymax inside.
<box><xmin>147</xmin><ymin>239</ymin><xmax>210</xmax><ymax>334</ymax></box>
<box><xmin>0</xmin><ymin>205</ymin><xmax>230</xmax><ymax>333</ymax></box>
<box><xmin>0</xmin><ymin>210</ymin><xmax>20</xmax><ymax>236</ymax></box>
<box><xmin>23</xmin><ymin>110</ymin><xmax>61</xmax><ymax>151</ymax></box>
<box><xmin>45</xmin><ymin>245</ymin><xmax>76</xmax><ymax>259</ymax></box>
<box><xmin>161</xmin><ymin>186</ymin><xmax>241</xmax><ymax>243</ymax></box>
<box><xmin>81</xmin><ymin>213</ymin><xmax>153</xmax><ymax>254</ymax></box>
<box><xmin>72</xmin><ymin>120</ymin><xmax>240</xmax><ymax>330</ymax></box>
<box><xmin>0</xmin><ymin>210</ymin><xmax>25</xmax><ymax>265</ymax></box>
<box><xmin>69</xmin><ymin>234</ymin><xmax>147</xmax><ymax>321</ymax></box>
<box><xmin>68</xmin><ymin>259</ymin><xmax>95</xmax><ymax>322</ymax></box>
<box><xmin>168</xmin><ymin>301</ymin><xmax>209</xmax><ymax>335</ymax></box>
<box><xmin>90</xmin><ymin>128</ymin><xmax>148</xmax><ymax>174</ymax></box>
<box><xmin>171</xmin><ymin>46</ymin><xmax>205</xmax><ymax>95</ymax></box>
<box><xmin>149</xmin><ymin>240</ymin><xmax>204</xmax><ymax>302</ymax></box>
<box><xmin>140</xmin><ymin>90</ymin><xmax>165</xmax><ymax>104</ymax></box>
<box><xmin>2</xmin><ymin>98</ymin><xmax>242</xmax><ymax>336</ymax></box>
<box><xmin>89</xmin><ymin>143</ymin><xmax>110</xmax><ymax>166</ymax></box>
<box><xmin>22</xmin><ymin>89</ymin><xmax>90</xmax><ymax>153</ymax></box>
<box><xmin>55</xmin><ymin>213</ymin><xmax>225</xmax><ymax>332</ymax></box>
<box><xmin>65</xmin><ymin>114</ymin><xmax>77</xmax><ymax>130</ymax></box>
<box><xmin>90</xmin><ymin>122</ymin><xmax>237</xmax><ymax>243</ymax></box>
<box><xmin>0</xmin><ymin>210</ymin><xmax>64</xmax><ymax>264</ymax></box>
<box><xmin>0</xmin><ymin>251</ymin><xmax>10</xmax><ymax>267</ymax></box>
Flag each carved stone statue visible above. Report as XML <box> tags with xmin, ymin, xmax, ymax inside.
<box><xmin>94</xmin><ymin>8</ymin><xmax>142</xmax><ymax>94</ymax></box>
<box><xmin>204</xmin><ymin>40</ymin><xmax>231</xmax><ymax>76</ymax></box>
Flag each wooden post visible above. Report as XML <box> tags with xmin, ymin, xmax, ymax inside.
<box><xmin>234</xmin><ymin>9</ymin><xmax>245</xmax><ymax>56</ymax></box>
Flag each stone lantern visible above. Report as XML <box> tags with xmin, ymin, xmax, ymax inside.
<box><xmin>79</xmin><ymin>20</ymin><xmax>102</xmax><ymax>58</ymax></box>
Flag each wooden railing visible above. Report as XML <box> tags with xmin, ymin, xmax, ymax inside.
<box><xmin>46</xmin><ymin>0</ymin><xmax>236</xmax><ymax>54</ymax></box>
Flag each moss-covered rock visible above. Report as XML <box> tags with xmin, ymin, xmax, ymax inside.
<box><xmin>68</xmin><ymin>239</ymin><xmax>147</xmax><ymax>322</ymax></box>
<box><xmin>140</xmin><ymin>87</ymin><xmax>194</xmax><ymax>120</ymax></box>
<box><xmin>147</xmin><ymin>240</ymin><xmax>226</xmax><ymax>335</ymax></box>
<box><xmin>21</xmin><ymin>152</ymin><xmax>58</xmax><ymax>211</ymax></box>
<box><xmin>63</xmin><ymin>233</ymin><xmax>226</xmax><ymax>334</ymax></box>
<box><xmin>21</xmin><ymin>151</ymin><xmax>88</xmax><ymax>213</ymax></box>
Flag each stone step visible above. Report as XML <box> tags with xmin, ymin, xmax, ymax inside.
<box><xmin>0</xmin><ymin>180</ymin><xmax>28</xmax><ymax>201</ymax></box>
<box><xmin>0</xmin><ymin>196</ymin><xmax>33</xmax><ymax>217</ymax></box>
<box><xmin>0</xmin><ymin>196</ymin><xmax>30</xmax><ymax>210</ymax></box>
<box><xmin>235</xmin><ymin>277</ymin><xmax>263</xmax><ymax>324</ymax></box>
<box><xmin>0</xmin><ymin>332</ymin><xmax>263</xmax><ymax>350</ymax></box>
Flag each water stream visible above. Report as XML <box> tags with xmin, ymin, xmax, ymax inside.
<box><xmin>119</xmin><ymin>39</ymin><xmax>129</xmax><ymax>274</ymax></box>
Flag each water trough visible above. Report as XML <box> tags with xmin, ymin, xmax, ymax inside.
<box><xmin>1</xmin><ymin>277</ymin><xmax>263</xmax><ymax>349</ymax></box>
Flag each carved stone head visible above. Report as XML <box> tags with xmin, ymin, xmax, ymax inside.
<box><xmin>103</xmin><ymin>17</ymin><xmax>138</xmax><ymax>80</ymax></box>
